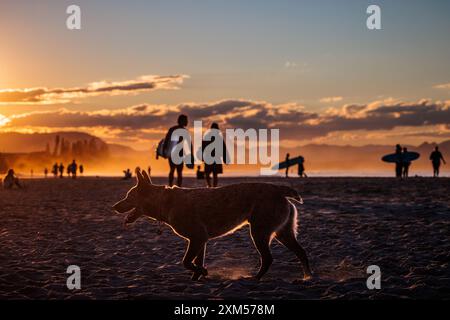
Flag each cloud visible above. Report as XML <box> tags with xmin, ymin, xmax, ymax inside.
<box><xmin>2</xmin><ymin>99</ymin><xmax>449</xmax><ymax>144</ymax></box>
<box><xmin>284</xmin><ymin>61</ymin><xmax>298</xmax><ymax>68</ymax></box>
<box><xmin>434</xmin><ymin>83</ymin><xmax>450</xmax><ymax>90</ymax></box>
<box><xmin>320</xmin><ymin>96</ymin><xmax>343</xmax><ymax>103</ymax></box>
<box><xmin>0</xmin><ymin>74</ymin><xmax>188</xmax><ymax>105</ymax></box>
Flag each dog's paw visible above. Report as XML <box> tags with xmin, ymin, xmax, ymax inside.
<box><xmin>303</xmin><ymin>271</ymin><xmax>313</xmax><ymax>281</ymax></box>
<box><xmin>191</xmin><ymin>271</ymin><xmax>203</xmax><ymax>281</ymax></box>
<box><xmin>200</xmin><ymin>266</ymin><xmax>208</xmax><ymax>276</ymax></box>
<box><xmin>191</xmin><ymin>267</ymin><xmax>208</xmax><ymax>280</ymax></box>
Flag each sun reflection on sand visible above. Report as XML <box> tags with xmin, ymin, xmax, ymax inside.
<box><xmin>209</xmin><ymin>267</ymin><xmax>253</xmax><ymax>280</ymax></box>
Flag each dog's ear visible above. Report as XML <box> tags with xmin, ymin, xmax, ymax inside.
<box><xmin>135</xmin><ymin>167</ymin><xmax>145</xmax><ymax>187</ymax></box>
<box><xmin>142</xmin><ymin>170</ymin><xmax>152</xmax><ymax>184</ymax></box>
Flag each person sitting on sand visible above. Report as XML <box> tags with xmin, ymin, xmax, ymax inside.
<box><xmin>3</xmin><ymin>169</ymin><xmax>22</xmax><ymax>189</ymax></box>
<box><xmin>430</xmin><ymin>146</ymin><xmax>446</xmax><ymax>177</ymax></box>
<box><xmin>123</xmin><ymin>169</ymin><xmax>132</xmax><ymax>180</ymax></box>
<box><xmin>196</xmin><ymin>165</ymin><xmax>205</xmax><ymax>180</ymax></box>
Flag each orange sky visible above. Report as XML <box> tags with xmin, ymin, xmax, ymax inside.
<box><xmin>0</xmin><ymin>1</ymin><xmax>449</xmax><ymax>150</ymax></box>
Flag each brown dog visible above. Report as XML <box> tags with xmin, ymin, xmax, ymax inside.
<box><xmin>113</xmin><ymin>168</ymin><xmax>312</xmax><ymax>281</ymax></box>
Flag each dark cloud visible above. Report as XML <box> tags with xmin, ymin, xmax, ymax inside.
<box><xmin>4</xmin><ymin>99</ymin><xmax>450</xmax><ymax>141</ymax></box>
<box><xmin>0</xmin><ymin>75</ymin><xmax>187</xmax><ymax>104</ymax></box>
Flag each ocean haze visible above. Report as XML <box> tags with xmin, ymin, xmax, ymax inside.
<box><xmin>1</xmin><ymin>131</ymin><xmax>448</xmax><ymax>177</ymax></box>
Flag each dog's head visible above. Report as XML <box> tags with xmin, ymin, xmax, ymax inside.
<box><xmin>113</xmin><ymin>167</ymin><xmax>153</xmax><ymax>224</ymax></box>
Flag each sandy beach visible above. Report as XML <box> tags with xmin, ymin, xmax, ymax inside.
<box><xmin>0</xmin><ymin>176</ymin><xmax>449</xmax><ymax>299</ymax></box>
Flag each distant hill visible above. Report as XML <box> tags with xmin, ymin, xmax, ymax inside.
<box><xmin>108</xmin><ymin>143</ymin><xmax>149</xmax><ymax>157</ymax></box>
<box><xmin>0</xmin><ymin>131</ymin><xmax>448</xmax><ymax>176</ymax></box>
<box><xmin>0</xmin><ymin>131</ymin><xmax>106</xmax><ymax>153</ymax></box>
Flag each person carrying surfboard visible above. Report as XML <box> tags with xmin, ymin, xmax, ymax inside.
<box><xmin>382</xmin><ymin>147</ymin><xmax>420</xmax><ymax>177</ymax></box>
<box><xmin>395</xmin><ymin>144</ymin><xmax>403</xmax><ymax>178</ymax></box>
<box><xmin>402</xmin><ymin>147</ymin><xmax>411</xmax><ymax>178</ymax></box>
<box><xmin>285</xmin><ymin>153</ymin><xmax>290</xmax><ymax>178</ymax></box>
<box><xmin>163</xmin><ymin>114</ymin><xmax>193</xmax><ymax>187</ymax></box>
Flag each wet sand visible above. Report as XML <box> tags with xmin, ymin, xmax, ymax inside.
<box><xmin>0</xmin><ymin>177</ymin><xmax>449</xmax><ymax>299</ymax></box>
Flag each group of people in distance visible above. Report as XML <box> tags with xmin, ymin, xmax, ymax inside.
<box><xmin>162</xmin><ymin>114</ymin><xmax>228</xmax><ymax>188</ymax></box>
<box><xmin>2</xmin><ymin>160</ymin><xmax>85</xmax><ymax>189</ymax></box>
<box><xmin>394</xmin><ymin>144</ymin><xmax>446</xmax><ymax>178</ymax></box>
<box><xmin>49</xmin><ymin>160</ymin><xmax>83</xmax><ymax>179</ymax></box>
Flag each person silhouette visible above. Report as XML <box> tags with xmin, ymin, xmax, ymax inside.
<box><xmin>196</xmin><ymin>165</ymin><xmax>204</xmax><ymax>180</ymax></box>
<box><xmin>402</xmin><ymin>147</ymin><xmax>411</xmax><ymax>178</ymax></box>
<box><xmin>79</xmin><ymin>164</ymin><xmax>84</xmax><ymax>176</ymax></box>
<box><xmin>3</xmin><ymin>169</ymin><xmax>22</xmax><ymax>189</ymax></box>
<box><xmin>52</xmin><ymin>163</ymin><xmax>58</xmax><ymax>178</ymax></box>
<box><xmin>298</xmin><ymin>157</ymin><xmax>307</xmax><ymax>178</ymax></box>
<box><xmin>395</xmin><ymin>144</ymin><xmax>402</xmax><ymax>178</ymax></box>
<box><xmin>163</xmin><ymin>114</ymin><xmax>191</xmax><ymax>187</ymax></box>
<box><xmin>202</xmin><ymin>122</ymin><xmax>228</xmax><ymax>188</ymax></box>
<box><xmin>70</xmin><ymin>160</ymin><xmax>78</xmax><ymax>179</ymax></box>
<box><xmin>58</xmin><ymin>163</ymin><xmax>64</xmax><ymax>178</ymax></box>
<box><xmin>430</xmin><ymin>146</ymin><xmax>446</xmax><ymax>177</ymax></box>
<box><xmin>44</xmin><ymin>168</ymin><xmax>48</xmax><ymax>178</ymax></box>
<box><xmin>123</xmin><ymin>168</ymin><xmax>132</xmax><ymax>180</ymax></box>
<box><xmin>285</xmin><ymin>153</ymin><xmax>290</xmax><ymax>178</ymax></box>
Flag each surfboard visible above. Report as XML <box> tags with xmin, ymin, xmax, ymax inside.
<box><xmin>272</xmin><ymin>156</ymin><xmax>304</xmax><ymax>170</ymax></box>
<box><xmin>381</xmin><ymin>151</ymin><xmax>420</xmax><ymax>163</ymax></box>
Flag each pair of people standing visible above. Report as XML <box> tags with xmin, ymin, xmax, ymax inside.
<box><xmin>395</xmin><ymin>145</ymin><xmax>412</xmax><ymax>178</ymax></box>
<box><xmin>163</xmin><ymin>115</ymin><xmax>228</xmax><ymax>187</ymax></box>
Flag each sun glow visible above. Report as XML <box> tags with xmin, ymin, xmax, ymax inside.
<box><xmin>0</xmin><ymin>114</ymin><xmax>10</xmax><ymax>126</ymax></box>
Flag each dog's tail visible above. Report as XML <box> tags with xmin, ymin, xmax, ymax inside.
<box><xmin>279</xmin><ymin>185</ymin><xmax>303</xmax><ymax>205</ymax></box>
<box><xmin>277</xmin><ymin>185</ymin><xmax>302</xmax><ymax>238</ymax></box>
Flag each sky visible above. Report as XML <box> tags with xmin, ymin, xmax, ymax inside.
<box><xmin>0</xmin><ymin>0</ymin><xmax>449</xmax><ymax>150</ymax></box>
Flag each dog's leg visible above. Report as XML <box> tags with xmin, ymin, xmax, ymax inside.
<box><xmin>250</xmin><ymin>225</ymin><xmax>273</xmax><ymax>280</ymax></box>
<box><xmin>194</xmin><ymin>243</ymin><xmax>206</xmax><ymax>269</ymax></box>
<box><xmin>276</xmin><ymin>224</ymin><xmax>312</xmax><ymax>279</ymax></box>
<box><xmin>183</xmin><ymin>238</ymin><xmax>208</xmax><ymax>280</ymax></box>
<box><xmin>192</xmin><ymin>243</ymin><xmax>208</xmax><ymax>280</ymax></box>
